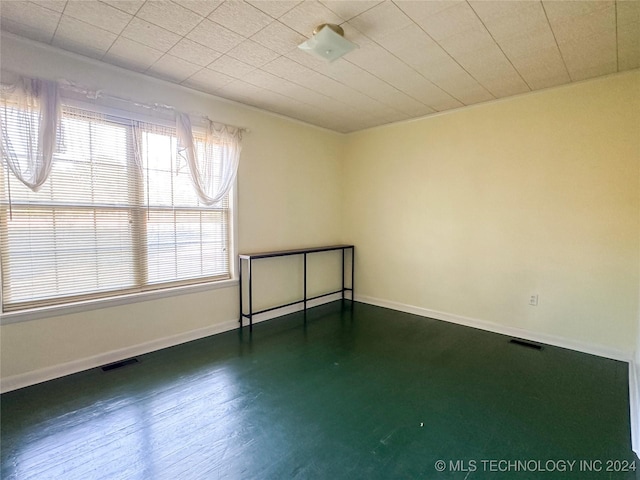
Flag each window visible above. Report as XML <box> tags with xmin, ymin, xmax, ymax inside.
<box><xmin>0</xmin><ymin>105</ymin><xmax>232</xmax><ymax>313</ymax></box>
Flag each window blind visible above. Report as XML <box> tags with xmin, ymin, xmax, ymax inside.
<box><xmin>1</xmin><ymin>105</ymin><xmax>231</xmax><ymax>312</ymax></box>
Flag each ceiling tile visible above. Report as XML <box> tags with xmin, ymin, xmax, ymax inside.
<box><xmin>566</xmin><ymin>63</ymin><xmax>616</xmax><ymax>83</ymax></box>
<box><xmin>285</xmin><ymin>104</ymin><xmax>345</xmax><ymax>126</ymax></box>
<box><xmin>121</xmin><ymin>17</ymin><xmax>181</xmax><ymax>52</ymax></box>
<box><xmin>182</xmin><ymin>68</ymin><xmax>235</xmax><ymax>94</ymax></box>
<box><xmin>510</xmin><ymin>49</ymin><xmax>571</xmax><ymax>90</ymax></box>
<box><xmin>31</xmin><ymin>1</ymin><xmax>67</xmax><ymax>13</ymax></box>
<box><xmin>252</xmin><ymin>93</ymin><xmax>319</xmax><ymax>122</ymax></box>
<box><xmin>285</xmin><ymin>48</ymin><xmax>427</xmax><ymax>115</ymax></box>
<box><xmin>618</xmin><ymin>20</ymin><xmax>640</xmax><ymax>70</ymax></box>
<box><xmin>422</xmin><ymin>58</ymin><xmax>493</xmax><ymax>104</ymax></box>
<box><xmin>349</xmin><ymin>79</ymin><xmax>426</xmax><ymax>116</ymax></box>
<box><xmin>168</xmin><ymin>38</ymin><xmax>222</xmax><ymax>66</ymax></box>
<box><xmin>244</xmin><ymin>70</ymin><xmax>294</xmax><ymax>94</ymax></box>
<box><xmin>136</xmin><ymin>0</ymin><xmax>204</xmax><ymax>36</ymax></box>
<box><xmin>262</xmin><ymin>56</ymin><xmax>380</xmax><ymax>111</ymax></box>
<box><xmin>250</xmin><ymin>20</ymin><xmax>305</xmax><ymax>54</ymax></box>
<box><xmin>383</xmin><ymin>97</ymin><xmax>433</xmax><ymax>117</ymax></box>
<box><xmin>243</xmin><ymin>68</ymin><xmax>288</xmax><ymax>89</ymax></box>
<box><xmin>226</xmin><ymin>39</ymin><xmax>280</xmax><ymax>67</ymax></box>
<box><xmin>100</xmin><ymin>1</ymin><xmax>145</xmax><ymax>15</ymax></box>
<box><xmin>279</xmin><ymin>1</ymin><xmax>343</xmax><ymax>36</ymax></box>
<box><xmin>420</xmin><ymin>95</ymin><xmax>463</xmax><ymax>112</ymax></box>
<box><xmin>467</xmin><ymin>0</ymin><xmax>531</xmax><ymax>22</ymax></box>
<box><xmin>348</xmin><ymin>1</ymin><xmax>413</xmax><ymax>40</ymax></box>
<box><xmin>265</xmin><ymin>105</ymin><xmax>337</xmax><ymax>130</ymax></box>
<box><xmin>542</xmin><ymin>0</ymin><xmax>613</xmax><ymax>22</ymax></box>
<box><xmin>497</xmin><ymin>26</ymin><xmax>559</xmax><ymax>62</ymax></box>
<box><xmin>187</xmin><ymin>19</ymin><xmax>245</xmax><ymax>53</ymax></box>
<box><xmin>65</xmin><ymin>0</ymin><xmax>132</xmax><ymax>34</ymax></box>
<box><xmin>364</xmin><ymin>106</ymin><xmax>411</xmax><ymax>124</ymax></box>
<box><xmin>320</xmin><ymin>1</ymin><xmax>382</xmax><ymax>21</ymax></box>
<box><xmin>243</xmin><ymin>69</ymin><xmax>328</xmax><ymax>106</ymax></box>
<box><xmin>438</xmin><ymin>24</ymin><xmax>496</xmax><ymax>57</ymax></box>
<box><xmin>617</xmin><ymin>0</ymin><xmax>640</xmax><ymax>26</ymax></box>
<box><xmin>340</xmin><ymin>21</ymin><xmax>373</xmax><ymax>46</ymax></box>
<box><xmin>246</xmin><ymin>1</ymin><xmax>302</xmax><ymax>19</ymax></box>
<box><xmin>104</xmin><ymin>36</ymin><xmax>164</xmax><ymax>72</ymax></box>
<box><xmin>452</xmin><ymin>42</ymin><xmax>531</xmax><ymax>97</ymax></box>
<box><xmin>177</xmin><ymin>1</ymin><xmax>224</xmax><ymax>17</ymax></box>
<box><xmin>208</xmin><ymin>1</ymin><xmax>274</xmax><ymax>37</ymax></box>
<box><xmin>480</xmin><ymin>74</ymin><xmax>530</xmax><ymax>98</ymax></box>
<box><xmin>342</xmin><ymin>40</ymin><xmax>402</xmax><ymax>79</ymax></box>
<box><xmin>0</xmin><ymin>1</ymin><xmax>60</xmax><ymax>42</ymax></box>
<box><xmin>454</xmin><ymin>44</ymin><xmax>520</xmax><ymax>82</ymax></box>
<box><xmin>341</xmin><ymin>38</ymin><xmax>452</xmax><ymax>111</ymax></box>
<box><xmin>548</xmin><ymin>4</ymin><xmax>616</xmax><ymax>46</ymax></box>
<box><xmin>301</xmin><ymin>109</ymin><xmax>360</xmax><ymax>132</ymax></box>
<box><xmin>568</xmin><ymin>61</ymin><xmax>617</xmax><ymax>81</ymax></box>
<box><xmin>448</xmin><ymin>81</ymin><xmax>494</xmax><ymax>105</ymax></box>
<box><xmin>521</xmin><ymin>71</ymin><xmax>570</xmax><ymax>90</ymax></box>
<box><xmin>395</xmin><ymin>0</ymin><xmax>463</xmax><ymax>22</ymax></box>
<box><xmin>208</xmin><ymin>55</ymin><xmax>257</xmax><ymax>78</ymax></box>
<box><xmin>52</xmin><ymin>15</ymin><xmax>117</xmax><ymax>59</ymax></box>
<box><xmin>558</xmin><ymin>30</ymin><xmax>617</xmax><ymax>64</ymax></box>
<box><xmin>374</xmin><ymin>23</ymin><xmax>449</xmax><ymax>72</ymax></box>
<box><xmin>347</xmin><ymin>98</ymin><xmax>404</xmax><ymax>116</ymax></box>
<box><xmin>215</xmin><ymin>79</ymin><xmax>264</xmax><ymax>102</ymax></box>
<box><xmin>399</xmin><ymin>81</ymin><xmax>457</xmax><ymax>112</ymax></box>
<box><xmin>251</xmin><ymin>98</ymin><xmax>314</xmax><ymax>125</ymax></box>
<box><xmin>473</xmin><ymin>2</ymin><xmax>549</xmax><ymax>43</ymax></box>
<box><xmin>148</xmin><ymin>54</ymin><xmax>202</xmax><ymax>82</ymax></box>
<box><xmin>409</xmin><ymin>1</ymin><xmax>484</xmax><ymax>41</ymax></box>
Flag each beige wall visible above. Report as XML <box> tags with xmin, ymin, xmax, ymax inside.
<box><xmin>343</xmin><ymin>71</ymin><xmax>640</xmax><ymax>354</ymax></box>
<box><xmin>0</xmin><ymin>35</ymin><xmax>345</xmax><ymax>383</ymax></box>
<box><xmin>1</xmin><ymin>33</ymin><xmax>639</xmax><ymax>387</ymax></box>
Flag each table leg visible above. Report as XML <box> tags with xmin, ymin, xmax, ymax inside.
<box><xmin>341</xmin><ymin>248</ymin><xmax>345</xmax><ymax>300</ymax></box>
<box><xmin>351</xmin><ymin>247</ymin><xmax>355</xmax><ymax>302</ymax></box>
<box><xmin>248</xmin><ymin>258</ymin><xmax>253</xmax><ymax>331</ymax></box>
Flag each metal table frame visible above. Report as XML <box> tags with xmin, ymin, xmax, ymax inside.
<box><xmin>239</xmin><ymin>245</ymin><xmax>354</xmax><ymax>330</ymax></box>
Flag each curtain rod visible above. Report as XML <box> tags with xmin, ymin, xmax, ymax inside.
<box><xmin>58</xmin><ymin>81</ymin><xmax>250</xmax><ymax>133</ymax></box>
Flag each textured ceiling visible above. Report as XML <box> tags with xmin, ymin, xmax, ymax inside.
<box><xmin>1</xmin><ymin>0</ymin><xmax>639</xmax><ymax>133</ymax></box>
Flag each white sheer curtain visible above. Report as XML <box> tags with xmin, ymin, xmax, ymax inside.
<box><xmin>0</xmin><ymin>77</ymin><xmax>60</xmax><ymax>192</ymax></box>
<box><xmin>176</xmin><ymin>112</ymin><xmax>241</xmax><ymax>206</ymax></box>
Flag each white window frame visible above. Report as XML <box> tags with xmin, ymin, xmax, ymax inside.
<box><xmin>0</xmin><ymin>100</ymin><xmax>239</xmax><ymax>325</ymax></box>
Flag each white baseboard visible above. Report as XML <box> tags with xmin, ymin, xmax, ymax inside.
<box><xmin>630</xmin><ymin>360</ymin><xmax>640</xmax><ymax>457</ymax></box>
<box><xmin>355</xmin><ymin>294</ymin><xmax>632</xmax><ymax>362</ymax></box>
<box><xmin>0</xmin><ymin>293</ymin><xmax>343</xmax><ymax>393</ymax></box>
<box><xmin>0</xmin><ymin>319</ymin><xmax>237</xmax><ymax>393</ymax></box>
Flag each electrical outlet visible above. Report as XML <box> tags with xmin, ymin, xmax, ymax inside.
<box><xmin>529</xmin><ymin>294</ymin><xmax>538</xmax><ymax>306</ymax></box>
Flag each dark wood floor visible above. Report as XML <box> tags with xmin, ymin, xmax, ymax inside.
<box><xmin>1</xmin><ymin>301</ymin><xmax>637</xmax><ymax>479</ymax></box>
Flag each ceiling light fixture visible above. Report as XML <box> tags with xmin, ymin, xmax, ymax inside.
<box><xmin>298</xmin><ymin>24</ymin><xmax>358</xmax><ymax>62</ymax></box>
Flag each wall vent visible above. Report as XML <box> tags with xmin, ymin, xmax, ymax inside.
<box><xmin>101</xmin><ymin>358</ymin><xmax>139</xmax><ymax>372</ymax></box>
<box><xmin>509</xmin><ymin>339</ymin><xmax>543</xmax><ymax>351</ymax></box>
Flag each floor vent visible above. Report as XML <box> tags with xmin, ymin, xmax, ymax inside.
<box><xmin>509</xmin><ymin>339</ymin><xmax>543</xmax><ymax>351</ymax></box>
<box><xmin>101</xmin><ymin>358</ymin><xmax>139</xmax><ymax>372</ymax></box>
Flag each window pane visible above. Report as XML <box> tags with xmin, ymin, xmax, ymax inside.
<box><xmin>2</xmin><ymin>206</ymin><xmax>136</xmax><ymax>305</ymax></box>
<box><xmin>1</xmin><ymin>105</ymin><xmax>232</xmax><ymax>312</ymax></box>
<box><xmin>1</xmin><ymin>108</ymin><xmax>138</xmax><ymax>309</ymax></box>
<box><xmin>146</xmin><ymin>209</ymin><xmax>229</xmax><ymax>284</ymax></box>
<box><xmin>140</xmin><ymin>124</ymin><xmax>230</xmax><ymax>286</ymax></box>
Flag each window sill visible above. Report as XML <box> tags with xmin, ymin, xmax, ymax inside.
<box><xmin>0</xmin><ymin>279</ymin><xmax>239</xmax><ymax>325</ymax></box>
